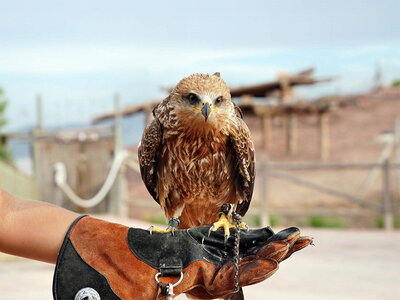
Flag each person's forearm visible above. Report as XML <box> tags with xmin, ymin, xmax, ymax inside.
<box><xmin>0</xmin><ymin>189</ymin><xmax>79</xmax><ymax>263</ymax></box>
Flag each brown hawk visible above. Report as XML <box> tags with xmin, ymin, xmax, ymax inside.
<box><xmin>138</xmin><ymin>72</ymin><xmax>255</xmax><ymax>237</ymax></box>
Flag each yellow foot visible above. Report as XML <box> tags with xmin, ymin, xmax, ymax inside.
<box><xmin>147</xmin><ymin>217</ymin><xmax>180</xmax><ymax>235</ymax></box>
<box><xmin>208</xmin><ymin>214</ymin><xmax>236</xmax><ymax>242</ymax></box>
<box><xmin>147</xmin><ymin>225</ymin><xmax>172</xmax><ymax>234</ymax></box>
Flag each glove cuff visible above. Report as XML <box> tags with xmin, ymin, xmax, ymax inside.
<box><xmin>53</xmin><ymin>215</ymin><xmax>121</xmax><ymax>299</ymax></box>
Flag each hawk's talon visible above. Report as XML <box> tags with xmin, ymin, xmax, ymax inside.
<box><xmin>166</xmin><ymin>217</ymin><xmax>180</xmax><ymax>236</ymax></box>
<box><xmin>146</xmin><ymin>225</ymin><xmax>173</xmax><ymax>234</ymax></box>
<box><xmin>208</xmin><ymin>225</ymin><xmax>215</xmax><ymax>237</ymax></box>
<box><xmin>224</xmin><ymin>235</ymin><xmax>229</xmax><ymax>245</ymax></box>
<box><xmin>210</xmin><ymin>214</ymin><xmax>236</xmax><ymax>240</ymax></box>
<box><xmin>166</xmin><ymin>225</ymin><xmax>177</xmax><ymax>236</ymax></box>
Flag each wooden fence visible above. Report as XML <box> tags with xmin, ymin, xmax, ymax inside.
<box><xmin>258</xmin><ymin>159</ymin><xmax>398</xmax><ymax>230</ymax></box>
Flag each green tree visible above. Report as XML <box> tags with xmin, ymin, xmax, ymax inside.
<box><xmin>0</xmin><ymin>88</ymin><xmax>12</xmax><ymax>163</ymax></box>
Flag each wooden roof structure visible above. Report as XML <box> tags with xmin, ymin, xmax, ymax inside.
<box><xmin>230</xmin><ymin>68</ymin><xmax>332</xmax><ymax>98</ymax></box>
<box><xmin>92</xmin><ymin>68</ymin><xmax>334</xmax><ymax>123</ymax></box>
<box><xmin>93</xmin><ymin>102</ymin><xmax>158</xmax><ymax>124</ymax></box>
<box><xmin>240</xmin><ymin>99</ymin><xmax>337</xmax><ymax>117</ymax></box>
<box><xmin>93</xmin><ymin>97</ymin><xmax>339</xmax><ymax>124</ymax></box>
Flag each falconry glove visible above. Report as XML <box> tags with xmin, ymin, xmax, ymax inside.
<box><xmin>53</xmin><ymin>216</ymin><xmax>312</xmax><ymax>300</ymax></box>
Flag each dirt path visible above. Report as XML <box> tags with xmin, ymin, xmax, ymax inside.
<box><xmin>1</xmin><ymin>217</ymin><xmax>399</xmax><ymax>299</ymax></box>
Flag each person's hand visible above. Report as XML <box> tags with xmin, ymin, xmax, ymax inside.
<box><xmin>181</xmin><ymin>226</ymin><xmax>312</xmax><ymax>299</ymax></box>
<box><xmin>53</xmin><ymin>216</ymin><xmax>312</xmax><ymax>300</ymax></box>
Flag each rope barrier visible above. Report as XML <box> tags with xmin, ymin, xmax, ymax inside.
<box><xmin>53</xmin><ymin>150</ymin><xmax>134</xmax><ymax>208</ymax></box>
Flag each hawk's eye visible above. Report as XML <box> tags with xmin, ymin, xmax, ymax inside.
<box><xmin>187</xmin><ymin>93</ymin><xmax>200</xmax><ymax>104</ymax></box>
<box><xmin>215</xmin><ymin>96</ymin><xmax>223</xmax><ymax>106</ymax></box>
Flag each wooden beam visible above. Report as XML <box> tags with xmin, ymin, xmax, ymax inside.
<box><xmin>268</xmin><ymin>169</ymin><xmax>382</xmax><ymax>211</ymax></box>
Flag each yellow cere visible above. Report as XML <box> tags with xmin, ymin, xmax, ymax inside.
<box><xmin>191</xmin><ymin>107</ymin><xmax>218</xmax><ymax>114</ymax></box>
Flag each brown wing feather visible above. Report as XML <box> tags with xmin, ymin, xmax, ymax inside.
<box><xmin>138</xmin><ymin>117</ymin><xmax>163</xmax><ymax>204</ymax></box>
<box><xmin>230</xmin><ymin>103</ymin><xmax>255</xmax><ymax>216</ymax></box>
<box><xmin>233</xmin><ymin>102</ymin><xmax>243</xmax><ymax>119</ymax></box>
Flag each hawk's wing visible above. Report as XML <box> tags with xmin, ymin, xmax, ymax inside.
<box><xmin>138</xmin><ymin>117</ymin><xmax>162</xmax><ymax>204</ymax></box>
<box><xmin>230</xmin><ymin>103</ymin><xmax>255</xmax><ymax>217</ymax></box>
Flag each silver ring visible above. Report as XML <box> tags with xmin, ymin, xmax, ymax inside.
<box><xmin>155</xmin><ymin>272</ymin><xmax>184</xmax><ymax>287</ymax></box>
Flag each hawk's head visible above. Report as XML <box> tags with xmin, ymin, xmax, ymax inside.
<box><xmin>169</xmin><ymin>73</ymin><xmax>234</xmax><ymax>133</ymax></box>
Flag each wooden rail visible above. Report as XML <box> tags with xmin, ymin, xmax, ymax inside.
<box><xmin>259</xmin><ymin>159</ymin><xmax>397</xmax><ymax>230</ymax></box>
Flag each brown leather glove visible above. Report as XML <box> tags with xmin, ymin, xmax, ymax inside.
<box><xmin>53</xmin><ymin>216</ymin><xmax>312</xmax><ymax>300</ymax></box>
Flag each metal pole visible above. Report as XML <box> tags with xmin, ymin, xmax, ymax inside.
<box><xmin>383</xmin><ymin>159</ymin><xmax>393</xmax><ymax>230</ymax></box>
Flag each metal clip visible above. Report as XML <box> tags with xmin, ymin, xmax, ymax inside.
<box><xmin>166</xmin><ymin>283</ymin><xmax>174</xmax><ymax>300</ymax></box>
<box><xmin>155</xmin><ymin>272</ymin><xmax>183</xmax><ymax>299</ymax></box>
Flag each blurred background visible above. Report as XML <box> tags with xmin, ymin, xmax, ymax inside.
<box><xmin>0</xmin><ymin>0</ymin><xmax>399</xmax><ymax>299</ymax></box>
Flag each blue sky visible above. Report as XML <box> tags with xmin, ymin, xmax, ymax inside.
<box><xmin>0</xmin><ymin>0</ymin><xmax>399</xmax><ymax>131</ymax></box>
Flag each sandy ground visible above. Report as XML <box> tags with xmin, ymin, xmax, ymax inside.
<box><xmin>0</xmin><ymin>216</ymin><xmax>399</xmax><ymax>300</ymax></box>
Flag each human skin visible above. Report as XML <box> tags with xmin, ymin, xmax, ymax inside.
<box><xmin>0</xmin><ymin>188</ymin><xmax>79</xmax><ymax>263</ymax></box>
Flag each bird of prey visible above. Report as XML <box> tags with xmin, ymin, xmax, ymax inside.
<box><xmin>138</xmin><ymin>72</ymin><xmax>255</xmax><ymax>237</ymax></box>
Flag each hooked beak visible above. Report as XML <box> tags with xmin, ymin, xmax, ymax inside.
<box><xmin>201</xmin><ymin>102</ymin><xmax>211</xmax><ymax>121</ymax></box>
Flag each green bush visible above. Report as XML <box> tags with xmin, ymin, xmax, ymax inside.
<box><xmin>145</xmin><ymin>214</ymin><xmax>167</xmax><ymax>225</ymax></box>
<box><xmin>269</xmin><ymin>215</ymin><xmax>280</xmax><ymax>227</ymax></box>
<box><xmin>0</xmin><ymin>87</ymin><xmax>12</xmax><ymax>163</ymax></box>
<box><xmin>243</xmin><ymin>214</ymin><xmax>280</xmax><ymax>227</ymax></box>
<box><xmin>307</xmin><ymin>215</ymin><xmax>346</xmax><ymax>228</ymax></box>
<box><xmin>374</xmin><ymin>216</ymin><xmax>400</xmax><ymax>229</ymax></box>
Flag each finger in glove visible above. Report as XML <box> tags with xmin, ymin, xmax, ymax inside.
<box><xmin>283</xmin><ymin>236</ymin><xmax>313</xmax><ymax>261</ymax></box>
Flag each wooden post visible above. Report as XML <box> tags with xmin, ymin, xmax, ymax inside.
<box><xmin>394</xmin><ymin>117</ymin><xmax>400</xmax><ymax>198</ymax></box>
<box><xmin>114</xmin><ymin>93</ymin><xmax>122</xmax><ymax>153</ymax></box>
<box><xmin>382</xmin><ymin>159</ymin><xmax>393</xmax><ymax>230</ymax></box>
<box><xmin>145</xmin><ymin>106</ymin><xmax>153</xmax><ymax>126</ymax></box>
<box><xmin>289</xmin><ymin>114</ymin><xmax>297</xmax><ymax>155</ymax></box>
<box><xmin>278</xmin><ymin>74</ymin><xmax>292</xmax><ymax>102</ymax></box>
<box><xmin>285</xmin><ymin>114</ymin><xmax>297</xmax><ymax>156</ymax></box>
<box><xmin>319</xmin><ymin>113</ymin><xmax>330</xmax><ymax>161</ymax></box>
<box><xmin>36</xmin><ymin>94</ymin><xmax>43</xmax><ymax>132</ymax></box>
<box><xmin>109</xmin><ymin>94</ymin><xmax>125</xmax><ymax>216</ymax></box>
<box><xmin>32</xmin><ymin>94</ymin><xmax>43</xmax><ymax>201</ymax></box>
<box><xmin>262</xmin><ymin>115</ymin><xmax>271</xmax><ymax>153</ymax></box>
<box><xmin>259</xmin><ymin>158</ymin><xmax>270</xmax><ymax>227</ymax></box>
